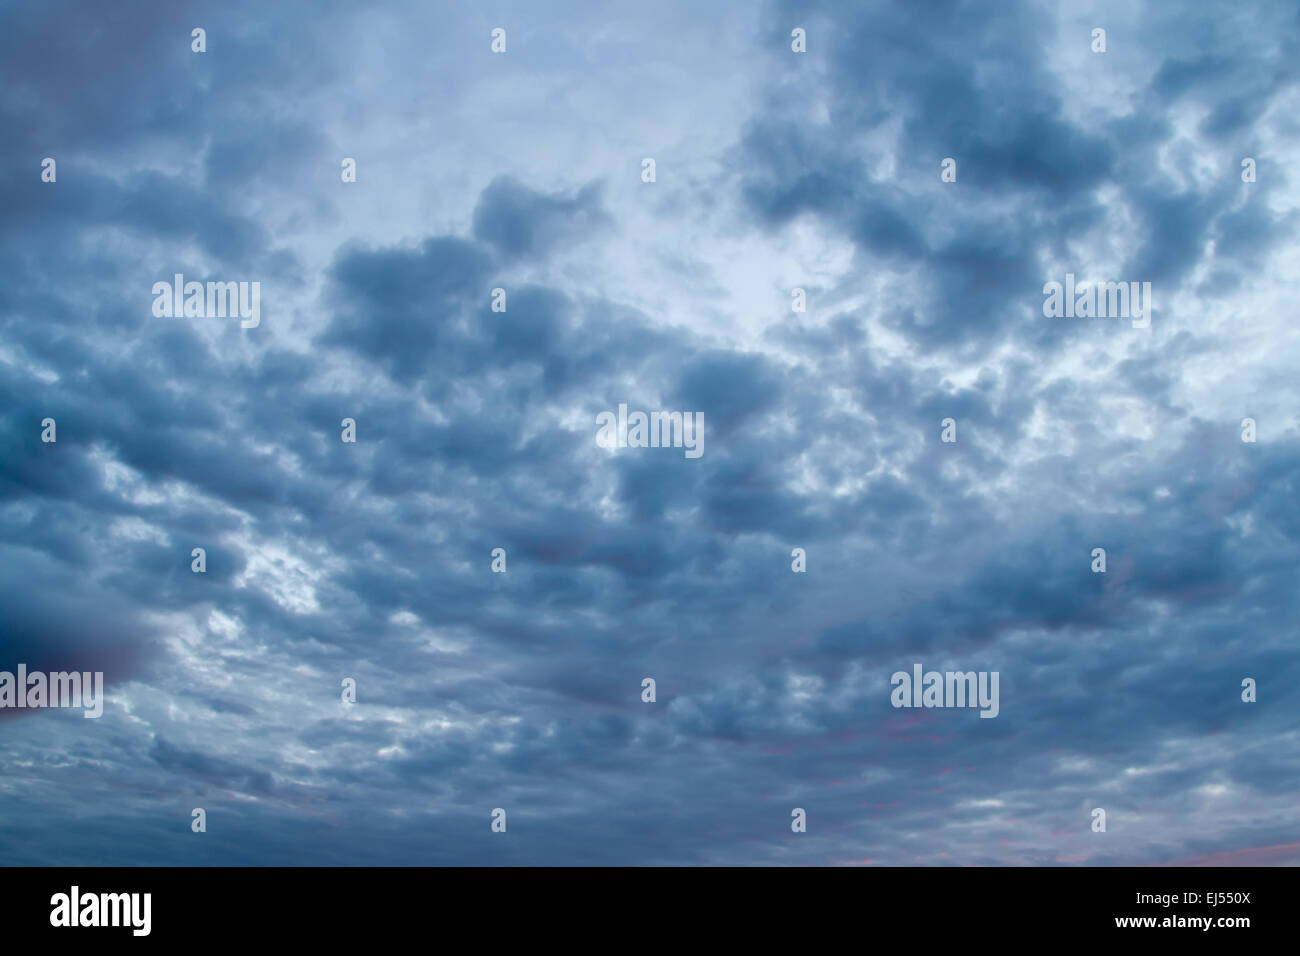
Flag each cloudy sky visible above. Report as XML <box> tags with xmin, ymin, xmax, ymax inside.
<box><xmin>2</xmin><ymin>0</ymin><xmax>1298</xmax><ymax>866</ymax></box>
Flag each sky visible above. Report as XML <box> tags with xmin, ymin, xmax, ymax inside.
<box><xmin>1</xmin><ymin>0</ymin><xmax>1298</xmax><ymax>866</ymax></box>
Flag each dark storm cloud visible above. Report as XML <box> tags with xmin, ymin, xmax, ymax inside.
<box><xmin>472</xmin><ymin>176</ymin><xmax>609</xmax><ymax>259</ymax></box>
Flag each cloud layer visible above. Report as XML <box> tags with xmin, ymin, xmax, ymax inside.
<box><xmin>1</xmin><ymin>0</ymin><xmax>1298</xmax><ymax>865</ymax></box>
